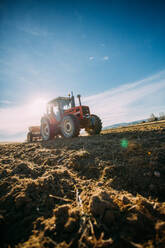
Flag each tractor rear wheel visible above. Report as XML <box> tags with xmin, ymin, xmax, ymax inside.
<box><xmin>85</xmin><ymin>114</ymin><xmax>102</xmax><ymax>135</ymax></box>
<box><xmin>41</xmin><ymin>118</ymin><xmax>54</xmax><ymax>141</ymax></box>
<box><xmin>61</xmin><ymin>115</ymin><xmax>80</xmax><ymax>138</ymax></box>
<box><xmin>27</xmin><ymin>132</ymin><xmax>33</xmax><ymax>142</ymax></box>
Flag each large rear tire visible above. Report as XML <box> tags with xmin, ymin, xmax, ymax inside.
<box><xmin>85</xmin><ymin>114</ymin><xmax>102</xmax><ymax>135</ymax></box>
<box><xmin>41</xmin><ymin>118</ymin><xmax>54</xmax><ymax>141</ymax></box>
<box><xmin>60</xmin><ymin>115</ymin><xmax>80</xmax><ymax>138</ymax></box>
<box><xmin>27</xmin><ymin>132</ymin><xmax>33</xmax><ymax>142</ymax></box>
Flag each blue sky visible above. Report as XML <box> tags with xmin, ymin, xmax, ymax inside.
<box><xmin>0</xmin><ymin>0</ymin><xmax>165</xmax><ymax>141</ymax></box>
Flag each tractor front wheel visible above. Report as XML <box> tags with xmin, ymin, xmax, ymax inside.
<box><xmin>41</xmin><ymin>118</ymin><xmax>54</xmax><ymax>141</ymax></box>
<box><xmin>85</xmin><ymin>114</ymin><xmax>102</xmax><ymax>135</ymax></box>
<box><xmin>61</xmin><ymin>115</ymin><xmax>80</xmax><ymax>138</ymax></box>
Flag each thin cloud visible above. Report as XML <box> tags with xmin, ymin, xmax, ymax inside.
<box><xmin>89</xmin><ymin>56</ymin><xmax>94</xmax><ymax>60</ymax></box>
<box><xmin>0</xmin><ymin>100</ymin><xmax>12</xmax><ymax>105</ymax></box>
<box><xmin>103</xmin><ymin>56</ymin><xmax>109</xmax><ymax>60</ymax></box>
<box><xmin>17</xmin><ymin>25</ymin><xmax>52</xmax><ymax>37</ymax></box>
<box><xmin>84</xmin><ymin>70</ymin><xmax>165</xmax><ymax>126</ymax></box>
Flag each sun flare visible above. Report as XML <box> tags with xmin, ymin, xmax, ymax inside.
<box><xmin>27</xmin><ymin>97</ymin><xmax>48</xmax><ymax>120</ymax></box>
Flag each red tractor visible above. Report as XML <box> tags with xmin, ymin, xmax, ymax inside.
<box><xmin>27</xmin><ymin>93</ymin><xmax>102</xmax><ymax>141</ymax></box>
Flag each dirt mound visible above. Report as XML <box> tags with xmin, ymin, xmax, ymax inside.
<box><xmin>67</xmin><ymin>149</ymin><xmax>100</xmax><ymax>179</ymax></box>
<box><xmin>0</xmin><ymin>121</ymin><xmax>165</xmax><ymax>247</ymax></box>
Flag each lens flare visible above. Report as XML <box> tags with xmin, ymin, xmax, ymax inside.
<box><xmin>121</xmin><ymin>139</ymin><xmax>128</xmax><ymax>148</ymax></box>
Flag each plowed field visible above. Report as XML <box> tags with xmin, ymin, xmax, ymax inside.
<box><xmin>0</xmin><ymin>121</ymin><xmax>165</xmax><ymax>247</ymax></box>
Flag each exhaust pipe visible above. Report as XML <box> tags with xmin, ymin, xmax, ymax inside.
<box><xmin>71</xmin><ymin>91</ymin><xmax>75</xmax><ymax>108</ymax></box>
<box><xmin>77</xmin><ymin>94</ymin><xmax>81</xmax><ymax>106</ymax></box>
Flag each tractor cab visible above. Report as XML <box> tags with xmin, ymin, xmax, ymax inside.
<box><xmin>46</xmin><ymin>92</ymin><xmax>77</xmax><ymax>119</ymax></box>
<box><xmin>46</xmin><ymin>97</ymin><xmax>72</xmax><ymax>121</ymax></box>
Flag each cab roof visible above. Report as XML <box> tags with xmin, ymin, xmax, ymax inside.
<box><xmin>47</xmin><ymin>97</ymin><xmax>71</xmax><ymax>106</ymax></box>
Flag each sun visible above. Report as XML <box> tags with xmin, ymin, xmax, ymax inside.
<box><xmin>27</xmin><ymin>96</ymin><xmax>48</xmax><ymax>120</ymax></box>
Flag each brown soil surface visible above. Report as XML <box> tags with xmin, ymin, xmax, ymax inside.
<box><xmin>0</xmin><ymin>121</ymin><xmax>165</xmax><ymax>247</ymax></box>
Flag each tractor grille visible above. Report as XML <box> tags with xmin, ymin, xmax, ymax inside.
<box><xmin>82</xmin><ymin>107</ymin><xmax>89</xmax><ymax>115</ymax></box>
